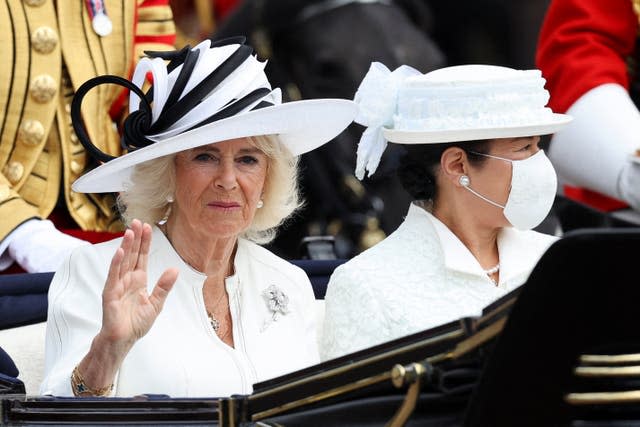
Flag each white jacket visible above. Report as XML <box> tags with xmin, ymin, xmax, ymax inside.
<box><xmin>41</xmin><ymin>227</ymin><xmax>319</xmax><ymax>397</ymax></box>
<box><xmin>320</xmin><ymin>203</ymin><xmax>557</xmax><ymax>361</ymax></box>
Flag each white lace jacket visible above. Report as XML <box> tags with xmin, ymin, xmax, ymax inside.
<box><xmin>320</xmin><ymin>203</ymin><xmax>557</xmax><ymax>361</ymax></box>
<box><xmin>41</xmin><ymin>227</ymin><xmax>319</xmax><ymax>397</ymax></box>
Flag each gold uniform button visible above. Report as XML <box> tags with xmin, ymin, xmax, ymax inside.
<box><xmin>18</xmin><ymin>119</ymin><xmax>45</xmax><ymax>146</ymax></box>
<box><xmin>23</xmin><ymin>0</ymin><xmax>46</xmax><ymax>7</ymax></box>
<box><xmin>70</xmin><ymin>132</ymin><xmax>79</xmax><ymax>143</ymax></box>
<box><xmin>0</xmin><ymin>185</ymin><xmax>10</xmax><ymax>201</ymax></box>
<box><xmin>32</xmin><ymin>26</ymin><xmax>58</xmax><ymax>54</ymax></box>
<box><xmin>70</xmin><ymin>160</ymin><xmax>84</xmax><ymax>175</ymax></box>
<box><xmin>3</xmin><ymin>161</ymin><xmax>25</xmax><ymax>184</ymax></box>
<box><xmin>30</xmin><ymin>74</ymin><xmax>57</xmax><ymax>103</ymax></box>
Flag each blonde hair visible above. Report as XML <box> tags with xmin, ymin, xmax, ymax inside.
<box><xmin>117</xmin><ymin>135</ymin><xmax>301</xmax><ymax>244</ymax></box>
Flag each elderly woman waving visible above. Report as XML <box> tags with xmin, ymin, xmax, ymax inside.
<box><xmin>40</xmin><ymin>39</ymin><xmax>356</xmax><ymax>397</ymax></box>
<box><xmin>321</xmin><ymin>64</ymin><xmax>571</xmax><ymax>360</ymax></box>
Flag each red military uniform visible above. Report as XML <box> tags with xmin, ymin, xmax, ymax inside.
<box><xmin>537</xmin><ymin>0</ymin><xmax>640</xmax><ymax>210</ymax></box>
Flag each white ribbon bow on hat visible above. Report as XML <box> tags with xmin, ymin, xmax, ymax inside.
<box><xmin>353</xmin><ymin>62</ymin><xmax>421</xmax><ymax>179</ymax></box>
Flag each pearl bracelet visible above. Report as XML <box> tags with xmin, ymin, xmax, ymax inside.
<box><xmin>71</xmin><ymin>365</ymin><xmax>114</xmax><ymax>397</ymax></box>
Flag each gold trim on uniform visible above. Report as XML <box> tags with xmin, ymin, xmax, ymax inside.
<box><xmin>3</xmin><ymin>161</ymin><xmax>25</xmax><ymax>184</ymax></box>
<box><xmin>137</xmin><ymin>5</ymin><xmax>173</xmax><ymax>21</ymax></box>
<box><xmin>30</xmin><ymin>74</ymin><xmax>57</xmax><ymax>103</ymax></box>
<box><xmin>135</xmin><ymin>42</ymin><xmax>176</xmax><ymax>59</ymax></box>
<box><xmin>136</xmin><ymin>20</ymin><xmax>176</xmax><ymax>37</ymax></box>
<box><xmin>31</xmin><ymin>26</ymin><xmax>58</xmax><ymax>54</ymax></box>
<box><xmin>0</xmin><ymin>184</ymin><xmax>10</xmax><ymax>201</ymax></box>
<box><xmin>23</xmin><ymin>0</ymin><xmax>46</xmax><ymax>7</ymax></box>
<box><xmin>18</xmin><ymin>119</ymin><xmax>45</xmax><ymax>146</ymax></box>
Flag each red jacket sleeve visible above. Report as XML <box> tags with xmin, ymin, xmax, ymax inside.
<box><xmin>536</xmin><ymin>0</ymin><xmax>638</xmax><ymax>113</ymax></box>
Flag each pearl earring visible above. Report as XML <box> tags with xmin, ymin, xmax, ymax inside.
<box><xmin>158</xmin><ymin>205</ymin><xmax>171</xmax><ymax>225</ymax></box>
<box><xmin>257</xmin><ymin>199</ymin><xmax>264</xmax><ymax>209</ymax></box>
<box><xmin>158</xmin><ymin>196</ymin><xmax>174</xmax><ymax>225</ymax></box>
<box><xmin>459</xmin><ymin>175</ymin><xmax>470</xmax><ymax>187</ymax></box>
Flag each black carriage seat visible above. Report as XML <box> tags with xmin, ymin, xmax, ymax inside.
<box><xmin>0</xmin><ymin>272</ymin><xmax>51</xmax><ymax>331</ymax></box>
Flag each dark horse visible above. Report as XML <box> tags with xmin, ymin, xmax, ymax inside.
<box><xmin>213</xmin><ymin>0</ymin><xmax>445</xmax><ymax>258</ymax></box>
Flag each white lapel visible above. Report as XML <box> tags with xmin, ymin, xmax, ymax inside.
<box><xmin>410</xmin><ymin>205</ymin><xmax>488</xmax><ymax>278</ymax></box>
<box><xmin>407</xmin><ymin>204</ymin><xmax>555</xmax><ymax>290</ymax></box>
<box><xmin>496</xmin><ymin>227</ymin><xmax>556</xmax><ymax>287</ymax></box>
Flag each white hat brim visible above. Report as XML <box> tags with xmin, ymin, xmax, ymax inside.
<box><xmin>382</xmin><ymin>113</ymin><xmax>572</xmax><ymax>144</ymax></box>
<box><xmin>73</xmin><ymin>99</ymin><xmax>356</xmax><ymax>193</ymax></box>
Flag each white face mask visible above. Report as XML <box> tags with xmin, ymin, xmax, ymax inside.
<box><xmin>461</xmin><ymin>150</ymin><xmax>558</xmax><ymax>230</ymax></box>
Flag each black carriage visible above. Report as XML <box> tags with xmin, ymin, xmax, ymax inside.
<box><xmin>2</xmin><ymin>229</ymin><xmax>640</xmax><ymax>426</ymax></box>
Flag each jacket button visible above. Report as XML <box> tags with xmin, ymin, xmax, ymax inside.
<box><xmin>3</xmin><ymin>161</ymin><xmax>25</xmax><ymax>184</ymax></box>
<box><xmin>18</xmin><ymin>119</ymin><xmax>45</xmax><ymax>146</ymax></box>
<box><xmin>70</xmin><ymin>160</ymin><xmax>84</xmax><ymax>175</ymax></box>
<box><xmin>32</xmin><ymin>26</ymin><xmax>58</xmax><ymax>54</ymax></box>
<box><xmin>30</xmin><ymin>74</ymin><xmax>57</xmax><ymax>103</ymax></box>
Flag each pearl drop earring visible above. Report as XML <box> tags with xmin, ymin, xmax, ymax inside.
<box><xmin>257</xmin><ymin>199</ymin><xmax>264</xmax><ymax>209</ymax></box>
<box><xmin>459</xmin><ymin>175</ymin><xmax>470</xmax><ymax>187</ymax></box>
<box><xmin>158</xmin><ymin>195</ymin><xmax>174</xmax><ymax>225</ymax></box>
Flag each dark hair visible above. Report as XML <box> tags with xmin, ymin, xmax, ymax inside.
<box><xmin>397</xmin><ymin>140</ymin><xmax>489</xmax><ymax>201</ymax></box>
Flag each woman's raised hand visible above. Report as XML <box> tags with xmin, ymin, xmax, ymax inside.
<box><xmin>99</xmin><ymin>219</ymin><xmax>179</xmax><ymax>350</ymax></box>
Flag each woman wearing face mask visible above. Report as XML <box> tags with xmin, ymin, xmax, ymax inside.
<box><xmin>320</xmin><ymin>64</ymin><xmax>572</xmax><ymax>361</ymax></box>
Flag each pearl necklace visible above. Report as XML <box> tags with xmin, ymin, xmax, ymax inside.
<box><xmin>484</xmin><ymin>263</ymin><xmax>500</xmax><ymax>286</ymax></box>
<box><xmin>483</xmin><ymin>263</ymin><xmax>500</xmax><ymax>275</ymax></box>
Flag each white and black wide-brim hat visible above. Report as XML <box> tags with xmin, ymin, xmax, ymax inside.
<box><xmin>353</xmin><ymin>63</ymin><xmax>572</xmax><ymax>179</ymax></box>
<box><xmin>71</xmin><ymin>38</ymin><xmax>357</xmax><ymax>193</ymax></box>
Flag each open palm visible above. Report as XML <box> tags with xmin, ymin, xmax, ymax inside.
<box><xmin>100</xmin><ymin>220</ymin><xmax>178</xmax><ymax>346</ymax></box>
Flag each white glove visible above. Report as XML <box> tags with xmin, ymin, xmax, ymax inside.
<box><xmin>619</xmin><ymin>158</ymin><xmax>640</xmax><ymax>211</ymax></box>
<box><xmin>549</xmin><ymin>83</ymin><xmax>640</xmax><ymax>202</ymax></box>
<box><xmin>3</xmin><ymin>219</ymin><xmax>90</xmax><ymax>273</ymax></box>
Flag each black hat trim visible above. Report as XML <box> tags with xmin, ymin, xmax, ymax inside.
<box><xmin>148</xmin><ymin>44</ymin><xmax>254</xmax><ymax>134</ymax></box>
